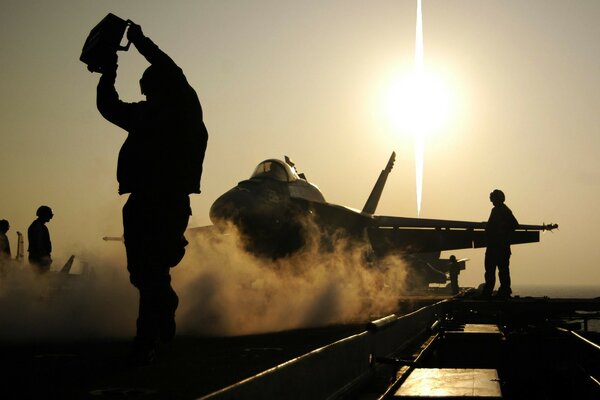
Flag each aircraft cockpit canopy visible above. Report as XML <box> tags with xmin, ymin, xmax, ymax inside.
<box><xmin>251</xmin><ymin>160</ymin><xmax>300</xmax><ymax>182</ymax></box>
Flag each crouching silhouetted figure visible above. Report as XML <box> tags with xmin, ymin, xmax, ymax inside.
<box><xmin>95</xmin><ymin>22</ymin><xmax>208</xmax><ymax>364</ymax></box>
<box><xmin>28</xmin><ymin>206</ymin><xmax>53</xmax><ymax>273</ymax></box>
<box><xmin>482</xmin><ymin>190</ymin><xmax>518</xmax><ymax>299</ymax></box>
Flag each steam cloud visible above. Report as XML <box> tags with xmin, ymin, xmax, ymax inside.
<box><xmin>175</xmin><ymin>224</ymin><xmax>409</xmax><ymax>336</ymax></box>
<box><xmin>0</xmin><ymin>224</ymin><xmax>410</xmax><ymax>341</ymax></box>
<box><xmin>0</xmin><ymin>254</ymin><xmax>137</xmax><ymax>341</ymax></box>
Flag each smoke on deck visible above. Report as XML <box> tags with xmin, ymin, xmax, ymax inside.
<box><xmin>0</xmin><ymin>224</ymin><xmax>409</xmax><ymax>341</ymax></box>
<box><xmin>175</xmin><ymin>224</ymin><xmax>409</xmax><ymax>336</ymax></box>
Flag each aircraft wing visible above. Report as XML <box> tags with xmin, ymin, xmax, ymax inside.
<box><xmin>187</xmin><ymin>225</ymin><xmax>221</xmax><ymax>237</ymax></box>
<box><xmin>368</xmin><ymin>215</ymin><xmax>557</xmax><ymax>254</ymax></box>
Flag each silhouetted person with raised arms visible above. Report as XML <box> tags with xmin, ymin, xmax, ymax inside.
<box><xmin>0</xmin><ymin>219</ymin><xmax>11</xmax><ymax>262</ymax></box>
<box><xmin>482</xmin><ymin>189</ymin><xmax>518</xmax><ymax>299</ymax></box>
<box><xmin>28</xmin><ymin>206</ymin><xmax>53</xmax><ymax>273</ymax></box>
<box><xmin>96</xmin><ymin>22</ymin><xmax>208</xmax><ymax>364</ymax></box>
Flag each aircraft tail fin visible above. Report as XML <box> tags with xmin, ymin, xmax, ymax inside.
<box><xmin>362</xmin><ymin>151</ymin><xmax>395</xmax><ymax>215</ymax></box>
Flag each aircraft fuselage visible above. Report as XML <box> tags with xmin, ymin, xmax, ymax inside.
<box><xmin>205</xmin><ymin>155</ymin><xmax>556</xmax><ymax>288</ymax></box>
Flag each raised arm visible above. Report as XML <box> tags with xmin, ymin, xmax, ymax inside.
<box><xmin>96</xmin><ymin>58</ymin><xmax>136</xmax><ymax>131</ymax></box>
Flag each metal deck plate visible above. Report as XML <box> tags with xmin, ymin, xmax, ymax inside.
<box><xmin>462</xmin><ymin>324</ymin><xmax>501</xmax><ymax>333</ymax></box>
<box><xmin>394</xmin><ymin>368</ymin><xmax>502</xmax><ymax>398</ymax></box>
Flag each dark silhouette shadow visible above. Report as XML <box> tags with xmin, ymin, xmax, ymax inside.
<box><xmin>481</xmin><ymin>189</ymin><xmax>519</xmax><ymax>299</ymax></box>
<box><xmin>85</xmin><ymin>16</ymin><xmax>208</xmax><ymax>364</ymax></box>
<box><xmin>28</xmin><ymin>206</ymin><xmax>53</xmax><ymax>273</ymax></box>
<box><xmin>0</xmin><ymin>219</ymin><xmax>11</xmax><ymax>262</ymax></box>
<box><xmin>448</xmin><ymin>255</ymin><xmax>460</xmax><ymax>295</ymax></box>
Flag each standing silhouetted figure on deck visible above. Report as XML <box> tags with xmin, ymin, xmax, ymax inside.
<box><xmin>96</xmin><ymin>22</ymin><xmax>208</xmax><ymax>364</ymax></box>
<box><xmin>482</xmin><ymin>190</ymin><xmax>519</xmax><ymax>299</ymax></box>
<box><xmin>448</xmin><ymin>255</ymin><xmax>460</xmax><ymax>295</ymax></box>
<box><xmin>28</xmin><ymin>206</ymin><xmax>53</xmax><ymax>273</ymax></box>
<box><xmin>0</xmin><ymin>219</ymin><xmax>11</xmax><ymax>262</ymax></box>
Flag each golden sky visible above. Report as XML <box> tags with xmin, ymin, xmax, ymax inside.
<box><xmin>1</xmin><ymin>0</ymin><xmax>599</xmax><ymax>287</ymax></box>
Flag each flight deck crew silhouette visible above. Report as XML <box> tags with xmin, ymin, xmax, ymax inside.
<box><xmin>482</xmin><ymin>189</ymin><xmax>519</xmax><ymax>299</ymax></box>
<box><xmin>96</xmin><ymin>22</ymin><xmax>208</xmax><ymax>364</ymax></box>
<box><xmin>0</xmin><ymin>219</ymin><xmax>11</xmax><ymax>262</ymax></box>
<box><xmin>448</xmin><ymin>255</ymin><xmax>460</xmax><ymax>295</ymax></box>
<box><xmin>28</xmin><ymin>206</ymin><xmax>53</xmax><ymax>273</ymax></box>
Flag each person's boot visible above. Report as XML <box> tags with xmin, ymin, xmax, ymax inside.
<box><xmin>494</xmin><ymin>288</ymin><xmax>511</xmax><ymax>300</ymax></box>
<box><xmin>129</xmin><ymin>336</ymin><xmax>157</xmax><ymax>366</ymax></box>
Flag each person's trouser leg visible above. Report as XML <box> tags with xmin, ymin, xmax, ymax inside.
<box><xmin>497</xmin><ymin>254</ymin><xmax>511</xmax><ymax>296</ymax></box>
<box><xmin>136</xmin><ymin>272</ymin><xmax>179</xmax><ymax>344</ymax></box>
<box><xmin>29</xmin><ymin>257</ymin><xmax>51</xmax><ymax>274</ymax></box>
<box><xmin>123</xmin><ymin>194</ymin><xmax>190</xmax><ymax>348</ymax></box>
<box><xmin>483</xmin><ymin>251</ymin><xmax>497</xmax><ymax>296</ymax></box>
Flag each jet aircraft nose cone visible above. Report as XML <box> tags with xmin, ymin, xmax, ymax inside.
<box><xmin>209</xmin><ymin>188</ymin><xmax>248</xmax><ymax>226</ymax></box>
<box><xmin>209</xmin><ymin>180</ymin><xmax>290</xmax><ymax>234</ymax></box>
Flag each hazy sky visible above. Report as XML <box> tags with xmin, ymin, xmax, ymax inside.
<box><xmin>1</xmin><ymin>0</ymin><xmax>599</xmax><ymax>288</ymax></box>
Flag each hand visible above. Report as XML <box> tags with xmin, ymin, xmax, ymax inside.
<box><xmin>127</xmin><ymin>22</ymin><xmax>144</xmax><ymax>44</ymax></box>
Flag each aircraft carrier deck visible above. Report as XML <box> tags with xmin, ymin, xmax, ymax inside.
<box><xmin>2</xmin><ymin>293</ymin><xmax>599</xmax><ymax>399</ymax></box>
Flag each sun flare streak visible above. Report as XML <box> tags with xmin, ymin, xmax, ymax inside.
<box><xmin>415</xmin><ymin>131</ymin><xmax>424</xmax><ymax>216</ymax></box>
<box><xmin>383</xmin><ymin>0</ymin><xmax>452</xmax><ymax>216</ymax></box>
<box><xmin>415</xmin><ymin>0</ymin><xmax>424</xmax><ymax>216</ymax></box>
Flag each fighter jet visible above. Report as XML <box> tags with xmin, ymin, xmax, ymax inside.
<box><xmin>202</xmin><ymin>152</ymin><xmax>557</xmax><ymax>288</ymax></box>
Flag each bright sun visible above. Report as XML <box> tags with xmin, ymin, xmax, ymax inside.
<box><xmin>380</xmin><ymin>66</ymin><xmax>454</xmax><ymax>216</ymax></box>
<box><xmin>385</xmin><ymin>69</ymin><xmax>451</xmax><ymax>136</ymax></box>
<box><xmin>381</xmin><ymin>0</ymin><xmax>455</xmax><ymax>216</ymax></box>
